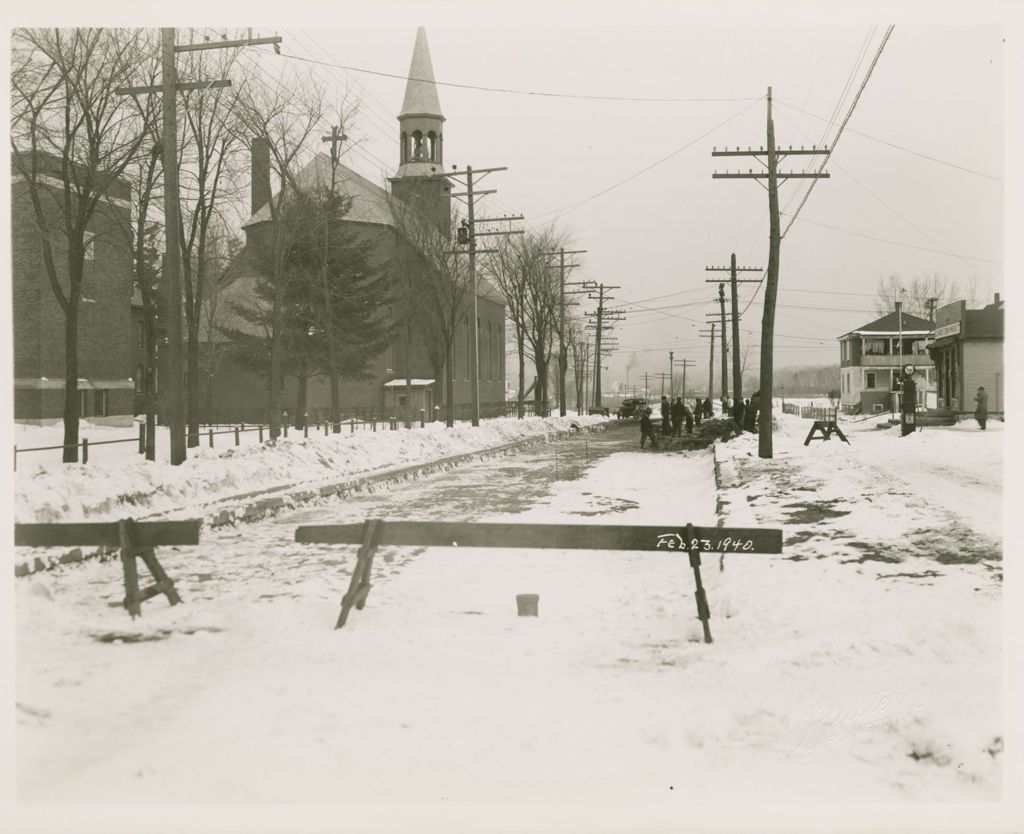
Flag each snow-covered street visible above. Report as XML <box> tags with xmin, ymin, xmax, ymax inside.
<box><xmin>13</xmin><ymin>408</ymin><xmax>1005</xmax><ymax>830</ymax></box>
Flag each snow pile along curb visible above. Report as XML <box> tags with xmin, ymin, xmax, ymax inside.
<box><xmin>14</xmin><ymin>416</ymin><xmax>610</xmax><ymax>576</ymax></box>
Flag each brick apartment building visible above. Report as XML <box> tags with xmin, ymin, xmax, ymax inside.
<box><xmin>12</xmin><ymin>153</ymin><xmax>135</xmax><ymax>424</ymax></box>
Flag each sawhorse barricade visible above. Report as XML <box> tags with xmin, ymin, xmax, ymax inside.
<box><xmin>804</xmin><ymin>420</ymin><xmax>849</xmax><ymax>446</ymax></box>
<box><xmin>14</xmin><ymin>518</ymin><xmax>200</xmax><ymax>617</ymax></box>
<box><xmin>295</xmin><ymin>520</ymin><xmax>783</xmax><ymax>643</ymax></box>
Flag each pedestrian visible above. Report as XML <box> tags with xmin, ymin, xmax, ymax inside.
<box><xmin>684</xmin><ymin>400</ymin><xmax>694</xmax><ymax>434</ymax></box>
<box><xmin>693</xmin><ymin>399</ymin><xmax>703</xmax><ymax>427</ymax></box>
<box><xmin>733</xmin><ymin>397</ymin><xmax>746</xmax><ymax>428</ymax></box>
<box><xmin>744</xmin><ymin>392</ymin><xmax>759</xmax><ymax>433</ymax></box>
<box><xmin>640</xmin><ymin>407</ymin><xmax>659</xmax><ymax>449</ymax></box>
<box><xmin>660</xmin><ymin>396</ymin><xmax>671</xmax><ymax>436</ymax></box>
<box><xmin>670</xmin><ymin>397</ymin><xmax>684</xmax><ymax>437</ymax></box>
<box><xmin>703</xmin><ymin>397</ymin><xmax>713</xmax><ymax>419</ymax></box>
<box><xmin>974</xmin><ymin>386</ymin><xmax>988</xmax><ymax>430</ymax></box>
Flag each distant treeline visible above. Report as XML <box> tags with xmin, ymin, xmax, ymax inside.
<box><xmin>739</xmin><ymin>365</ymin><xmax>840</xmax><ymax>398</ymax></box>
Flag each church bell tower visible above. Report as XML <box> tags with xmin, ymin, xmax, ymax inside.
<box><xmin>389</xmin><ymin>27</ymin><xmax>451</xmax><ymax>235</ymax></box>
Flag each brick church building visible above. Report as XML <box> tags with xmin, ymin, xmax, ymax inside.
<box><xmin>202</xmin><ymin>27</ymin><xmax>506</xmax><ymax>424</ymax></box>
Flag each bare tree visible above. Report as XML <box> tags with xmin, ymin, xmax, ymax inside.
<box><xmin>874</xmin><ymin>273</ymin><xmax>959</xmax><ymax>320</ymax></box>
<box><xmin>235</xmin><ymin>67</ymin><xmax>326</xmax><ymax>438</ymax></box>
<box><xmin>388</xmin><ymin>197</ymin><xmax>472</xmax><ymax>427</ymax></box>
<box><xmin>177</xmin><ymin>44</ymin><xmax>249</xmax><ymax>444</ymax></box>
<box><xmin>11</xmin><ymin>27</ymin><xmax>156</xmax><ymax>461</ymax></box>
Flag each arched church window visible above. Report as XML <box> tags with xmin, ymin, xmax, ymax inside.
<box><xmin>400</xmin><ymin>132</ymin><xmax>408</xmax><ymax>163</ymax></box>
<box><xmin>427</xmin><ymin>131</ymin><xmax>438</xmax><ymax>162</ymax></box>
<box><xmin>412</xmin><ymin>130</ymin><xmax>425</xmax><ymax>161</ymax></box>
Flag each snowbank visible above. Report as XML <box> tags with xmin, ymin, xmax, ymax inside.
<box><xmin>14</xmin><ymin>414</ymin><xmax>608</xmax><ymax>525</ymax></box>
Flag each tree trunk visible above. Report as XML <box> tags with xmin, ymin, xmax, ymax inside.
<box><xmin>296</xmin><ymin>373</ymin><xmax>308</xmax><ymax>428</ymax></box>
<box><xmin>516</xmin><ymin>329</ymin><xmax>526</xmax><ymax>420</ymax></box>
<box><xmin>62</xmin><ymin>298</ymin><xmax>80</xmax><ymax>463</ymax></box>
<box><xmin>186</xmin><ymin>323</ymin><xmax>200</xmax><ymax>446</ymax></box>
<box><xmin>145</xmin><ymin>322</ymin><xmax>157</xmax><ymax>461</ymax></box>
<box><xmin>446</xmin><ymin>337</ymin><xmax>455</xmax><ymax>428</ymax></box>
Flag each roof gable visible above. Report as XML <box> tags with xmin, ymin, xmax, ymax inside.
<box><xmin>840</xmin><ymin>310</ymin><xmax>934</xmax><ymax>338</ymax></box>
<box><xmin>243</xmin><ymin>153</ymin><xmax>396</xmax><ymax>229</ymax></box>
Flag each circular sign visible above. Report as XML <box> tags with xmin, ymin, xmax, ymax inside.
<box><xmin>903</xmin><ymin>364</ymin><xmax>916</xmax><ymax>377</ymax></box>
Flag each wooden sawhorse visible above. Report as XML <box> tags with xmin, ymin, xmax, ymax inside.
<box><xmin>296</xmin><ymin>520</ymin><xmax>783</xmax><ymax>643</ymax></box>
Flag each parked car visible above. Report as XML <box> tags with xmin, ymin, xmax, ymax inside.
<box><xmin>617</xmin><ymin>397</ymin><xmax>648</xmax><ymax>419</ymax></box>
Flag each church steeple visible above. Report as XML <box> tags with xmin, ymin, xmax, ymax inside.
<box><xmin>396</xmin><ymin>27</ymin><xmax>445</xmax><ymax>177</ymax></box>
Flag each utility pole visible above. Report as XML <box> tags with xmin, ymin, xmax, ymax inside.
<box><xmin>718</xmin><ymin>284</ymin><xmax>728</xmax><ymax>410</ymax></box>
<box><xmin>669</xmin><ymin>351</ymin><xmax>674</xmax><ymax>397</ymax></box>
<box><xmin>438</xmin><ymin>167</ymin><xmax>521</xmax><ymax>426</ymax></box>
<box><xmin>706</xmin><ymin>255</ymin><xmax>761</xmax><ymax>414</ymax></box>
<box><xmin>896</xmin><ymin>299</ymin><xmax>904</xmax><ymax>412</ymax></box>
<box><xmin>698</xmin><ymin>323</ymin><xmax>716</xmax><ymax>405</ymax></box>
<box><xmin>321</xmin><ymin>124</ymin><xmax>347</xmax><ymax>432</ymax></box>
<box><xmin>585</xmin><ymin>283</ymin><xmax>622</xmax><ymax>412</ymax></box>
<box><xmin>672</xmin><ymin>356</ymin><xmax>696</xmax><ymax>401</ymax></box>
<box><xmin>119</xmin><ymin>31</ymin><xmax>281</xmax><ymax>464</ymax></box>
<box><xmin>713</xmin><ymin>86</ymin><xmax>830</xmax><ymax>457</ymax></box>
<box><xmin>544</xmin><ymin>248</ymin><xmax>587</xmax><ymax>416</ymax></box>
<box><xmin>925</xmin><ymin>296</ymin><xmax>938</xmax><ymax>325</ymax></box>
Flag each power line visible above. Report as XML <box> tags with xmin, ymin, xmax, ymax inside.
<box><xmin>775</xmin><ymin>98</ymin><xmax>1002</xmax><ymax>182</ymax></box>
<box><xmin>534</xmin><ymin>98</ymin><xmax>762</xmax><ymax>221</ymax></box>
<box><xmin>780</xmin><ymin>210</ymin><xmax>1002</xmax><ymax>264</ymax></box>
<box><xmin>275</xmin><ymin>50</ymin><xmax>761</xmax><ymax>104</ymax></box>
<box><xmin>781</xmin><ymin>25</ymin><xmax>895</xmax><ymax>240</ymax></box>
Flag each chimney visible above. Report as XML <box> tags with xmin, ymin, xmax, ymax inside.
<box><xmin>251</xmin><ymin>137</ymin><xmax>271</xmax><ymax>216</ymax></box>
<box><xmin>994</xmin><ymin>292</ymin><xmax>1001</xmax><ymax>307</ymax></box>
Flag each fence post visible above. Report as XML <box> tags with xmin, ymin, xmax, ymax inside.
<box><xmin>208</xmin><ymin>429</ymin><xmax>214</xmax><ymax>448</ymax></box>
<box><xmin>324</xmin><ymin>421</ymin><xmax>329</xmax><ymax>437</ymax></box>
<box><xmin>350</xmin><ymin>418</ymin><xmax>355</xmax><ymax>434</ymax></box>
<box><xmin>283</xmin><ymin>412</ymin><xmax>289</xmax><ymax>438</ymax></box>
<box><xmin>235</xmin><ymin>426</ymin><xmax>240</xmax><ymax>446</ymax></box>
<box><xmin>258</xmin><ymin>425</ymin><xmax>264</xmax><ymax>443</ymax></box>
<box><xmin>81</xmin><ymin>438</ymin><xmax>89</xmax><ymax>465</ymax></box>
<box><xmin>13</xmin><ymin>446</ymin><xmax>17</xmax><ymax>473</ymax></box>
<box><xmin>420</xmin><ymin>408</ymin><xmax>425</xmax><ymax>428</ymax></box>
<box><xmin>138</xmin><ymin>422</ymin><xmax>146</xmax><ymax>454</ymax></box>
<box><xmin>304</xmin><ymin>414</ymin><xmax>309</xmax><ymax>439</ymax></box>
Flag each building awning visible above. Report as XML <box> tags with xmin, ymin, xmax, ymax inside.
<box><xmin>383</xmin><ymin>378</ymin><xmax>435</xmax><ymax>388</ymax></box>
<box><xmin>852</xmin><ymin>330</ymin><xmax>931</xmax><ymax>337</ymax></box>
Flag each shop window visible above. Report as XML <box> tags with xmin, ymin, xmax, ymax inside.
<box><xmin>94</xmin><ymin>390</ymin><xmax>108</xmax><ymax>417</ymax></box>
<box><xmin>865</xmin><ymin>372</ymin><xmax>876</xmax><ymax>389</ymax></box>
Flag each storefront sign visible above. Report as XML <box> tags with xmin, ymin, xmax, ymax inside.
<box><xmin>934</xmin><ymin>321</ymin><xmax>960</xmax><ymax>339</ymax></box>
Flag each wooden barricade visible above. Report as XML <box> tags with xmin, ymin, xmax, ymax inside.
<box><xmin>296</xmin><ymin>520</ymin><xmax>783</xmax><ymax>643</ymax></box>
<box><xmin>803</xmin><ymin>420</ymin><xmax>850</xmax><ymax>446</ymax></box>
<box><xmin>15</xmin><ymin>518</ymin><xmax>200</xmax><ymax>618</ymax></box>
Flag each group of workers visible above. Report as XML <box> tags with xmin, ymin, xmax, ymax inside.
<box><xmin>639</xmin><ymin>392</ymin><xmax>761</xmax><ymax>449</ymax></box>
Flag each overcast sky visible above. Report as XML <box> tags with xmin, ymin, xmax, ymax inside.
<box><xmin>4</xmin><ymin>3</ymin><xmax>1016</xmax><ymax>390</ymax></box>
<box><xmin>242</xmin><ymin>20</ymin><xmax>1005</xmax><ymax>385</ymax></box>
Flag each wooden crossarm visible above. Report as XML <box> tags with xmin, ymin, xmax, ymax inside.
<box><xmin>297</xmin><ymin>522</ymin><xmax>782</xmax><ymax>555</ymax></box>
<box><xmin>15</xmin><ymin>519</ymin><xmax>202</xmax><ymax>549</ymax></box>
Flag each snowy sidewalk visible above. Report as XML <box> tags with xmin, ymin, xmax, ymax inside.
<box><xmin>12</xmin><ymin>409</ymin><xmax>1006</xmax><ymax>828</ymax></box>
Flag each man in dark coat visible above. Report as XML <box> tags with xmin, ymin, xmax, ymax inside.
<box><xmin>703</xmin><ymin>398</ymin><xmax>713</xmax><ymax>419</ymax></box>
<box><xmin>733</xmin><ymin>398</ymin><xmax>746</xmax><ymax>428</ymax></box>
<box><xmin>670</xmin><ymin>397</ymin><xmax>684</xmax><ymax>437</ymax></box>
<box><xmin>640</xmin><ymin>407</ymin><xmax>659</xmax><ymax>448</ymax></box>
<box><xmin>693</xmin><ymin>399</ymin><xmax>703</xmax><ymax>427</ymax></box>
<box><xmin>684</xmin><ymin>400</ymin><xmax>694</xmax><ymax>434</ymax></box>
<box><xmin>744</xmin><ymin>393</ymin><xmax>759</xmax><ymax>433</ymax></box>
<box><xmin>660</xmin><ymin>396</ymin><xmax>671</xmax><ymax>435</ymax></box>
<box><xmin>974</xmin><ymin>386</ymin><xmax>988</xmax><ymax>430</ymax></box>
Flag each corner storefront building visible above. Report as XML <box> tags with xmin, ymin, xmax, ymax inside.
<box><xmin>926</xmin><ymin>294</ymin><xmax>1004</xmax><ymax>418</ymax></box>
